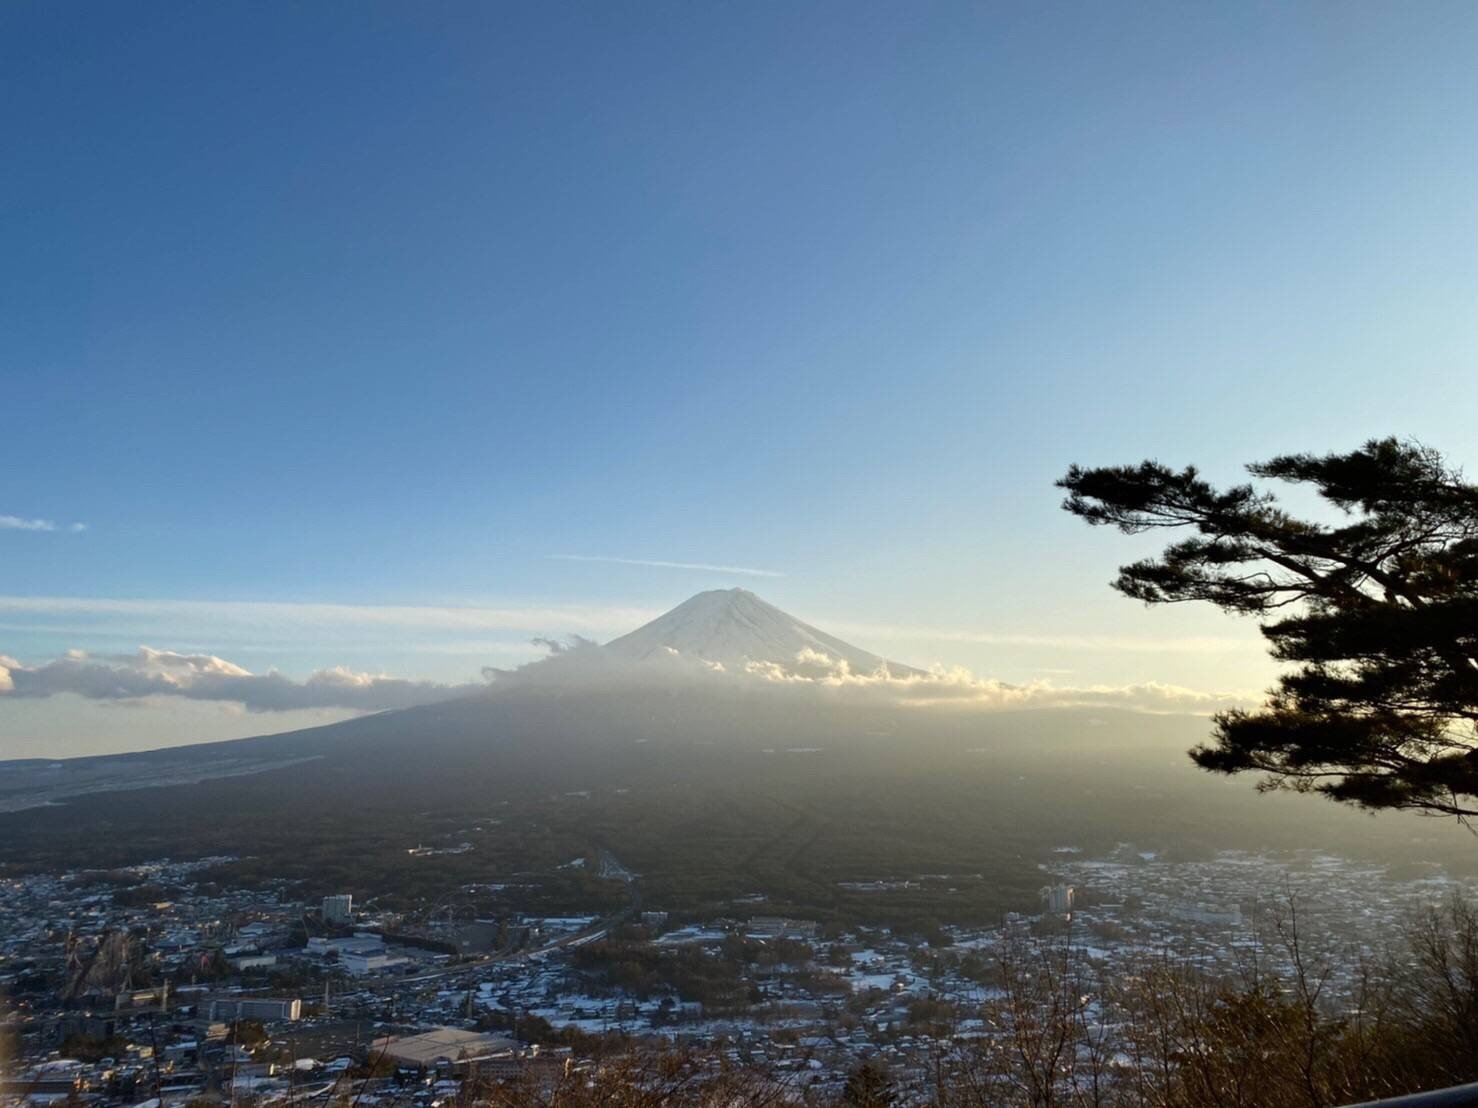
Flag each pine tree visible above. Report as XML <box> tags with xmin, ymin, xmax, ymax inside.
<box><xmin>1059</xmin><ymin>438</ymin><xmax>1478</xmax><ymax>817</ymax></box>
<box><xmin>842</xmin><ymin>1058</ymin><xmax>895</xmax><ymax>1106</ymax></box>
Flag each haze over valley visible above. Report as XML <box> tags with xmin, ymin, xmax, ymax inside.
<box><xmin>4</xmin><ymin>589</ymin><xmax>1473</xmax><ymax>918</ymax></box>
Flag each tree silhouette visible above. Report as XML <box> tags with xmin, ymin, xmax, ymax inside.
<box><xmin>1059</xmin><ymin>438</ymin><xmax>1478</xmax><ymax>818</ymax></box>
<box><xmin>842</xmin><ymin>1058</ymin><xmax>894</xmax><ymax>1106</ymax></box>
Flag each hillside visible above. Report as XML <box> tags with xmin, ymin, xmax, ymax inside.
<box><xmin>4</xmin><ymin>591</ymin><xmax>1476</xmax><ymax>923</ymax></box>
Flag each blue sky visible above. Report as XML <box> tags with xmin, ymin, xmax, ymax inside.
<box><xmin>5</xmin><ymin>2</ymin><xmax>1478</xmax><ymax>756</ymax></box>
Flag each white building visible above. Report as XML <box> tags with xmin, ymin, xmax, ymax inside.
<box><xmin>746</xmin><ymin>916</ymin><xmax>819</xmax><ymax>939</ymax></box>
<box><xmin>1040</xmin><ymin>883</ymin><xmax>1075</xmax><ymax>916</ymax></box>
<box><xmin>209</xmin><ymin>997</ymin><xmax>302</xmax><ymax>1022</ymax></box>
<box><xmin>1170</xmin><ymin>902</ymin><xmax>1242</xmax><ymax>926</ymax></box>
<box><xmin>341</xmin><ymin>949</ymin><xmax>409</xmax><ymax>976</ymax></box>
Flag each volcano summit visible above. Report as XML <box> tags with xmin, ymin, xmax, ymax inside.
<box><xmin>602</xmin><ymin>588</ymin><xmax>920</xmax><ymax>676</ymax></box>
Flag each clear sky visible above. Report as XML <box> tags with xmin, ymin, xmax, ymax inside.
<box><xmin>5</xmin><ymin>2</ymin><xmax>1478</xmax><ymax>757</ymax></box>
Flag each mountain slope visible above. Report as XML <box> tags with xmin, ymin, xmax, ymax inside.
<box><xmin>602</xmin><ymin>588</ymin><xmax>919</xmax><ymax>674</ymax></box>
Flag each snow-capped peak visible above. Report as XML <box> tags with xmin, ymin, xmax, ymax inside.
<box><xmin>602</xmin><ymin>588</ymin><xmax>917</xmax><ymax>675</ymax></box>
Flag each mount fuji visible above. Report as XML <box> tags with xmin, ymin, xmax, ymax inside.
<box><xmin>602</xmin><ymin>588</ymin><xmax>921</xmax><ymax>676</ymax></box>
<box><xmin>2</xmin><ymin>587</ymin><xmax>1377</xmax><ymax>922</ymax></box>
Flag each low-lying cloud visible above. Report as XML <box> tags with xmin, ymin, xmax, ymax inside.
<box><xmin>488</xmin><ymin>640</ymin><xmax>1256</xmax><ymax>716</ymax></box>
<box><xmin>740</xmin><ymin>648</ymin><xmax>1252</xmax><ymax>714</ymax></box>
<box><xmin>0</xmin><ymin>640</ymin><xmax>1255</xmax><ymax>719</ymax></box>
<box><xmin>0</xmin><ymin>647</ymin><xmax>482</xmax><ymax>713</ymax></box>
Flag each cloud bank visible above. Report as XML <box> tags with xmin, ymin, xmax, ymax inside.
<box><xmin>487</xmin><ymin>639</ymin><xmax>1256</xmax><ymax>716</ymax></box>
<box><xmin>740</xmin><ymin>648</ymin><xmax>1252</xmax><ymax>714</ymax></box>
<box><xmin>0</xmin><ymin>640</ymin><xmax>1254</xmax><ymax>719</ymax></box>
<box><xmin>0</xmin><ymin>647</ymin><xmax>482</xmax><ymax>713</ymax></box>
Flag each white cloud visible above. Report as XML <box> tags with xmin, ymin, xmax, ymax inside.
<box><xmin>549</xmin><ymin>554</ymin><xmax>784</xmax><ymax>578</ymax></box>
<box><xmin>1</xmin><ymin>515</ymin><xmax>86</xmax><ymax>533</ymax></box>
<box><xmin>0</xmin><ymin>647</ymin><xmax>488</xmax><ymax>713</ymax></box>
<box><xmin>0</xmin><ymin>635</ymin><xmax>1255</xmax><ymax>720</ymax></box>
<box><xmin>735</xmin><ymin>650</ymin><xmax>1253</xmax><ymax>714</ymax></box>
<box><xmin>488</xmin><ymin>639</ymin><xmax>1257</xmax><ymax>717</ymax></box>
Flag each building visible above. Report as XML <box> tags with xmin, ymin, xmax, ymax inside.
<box><xmin>341</xmin><ymin>949</ymin><xmax>409</xmax><ymax>976</ymax></box>
<box><xmin>304</xmin><ymin>931</ymin><xmax>408</xmax><ymax>974</ymax></box>
<box><xmin>49</xmin><ymin>983</ymin><xmax>171</xmax><ymax>1044</ymax></box>
<box><xmin>1</xmin><ymin>1075</ymin><xmax>82</xmax><ymax>1099</ymax></box>
<box><xmin>237</xmin><ymin>921</ymin><xmax>284</xmax><ymax>945</ymax></box>
<box><xmin>1040</xmin><ymin>883</ymin><xmax>1075</xmax><ymax>916</ymax></box>
<box><xmin>322</xmin><ymin>894</ymin><xmax>354</xmax><ymax>924</ymax></box>
<box><xmin>746</xmin><ymin>916</ymin><xmax>820</xmax><ymax>939</ymax></box>
<box><xmin>307</xmin><ymin>932</ymin><xmax>383</xmax><ymax>956</ymax></box>
<box><xmin>369</xmin><ymin>1027</ymin><xmax>516</xmax><ymax>1073</ymax></box>
<box><xmin>1170</xmin><ymin>902</ymin><xmax>1242</xmax><ymax>926</ymax></box>
<box><xmin>209</xmin><ymin>997</ymin><xmax>302</xmax><ymax>1022</ymax></box>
